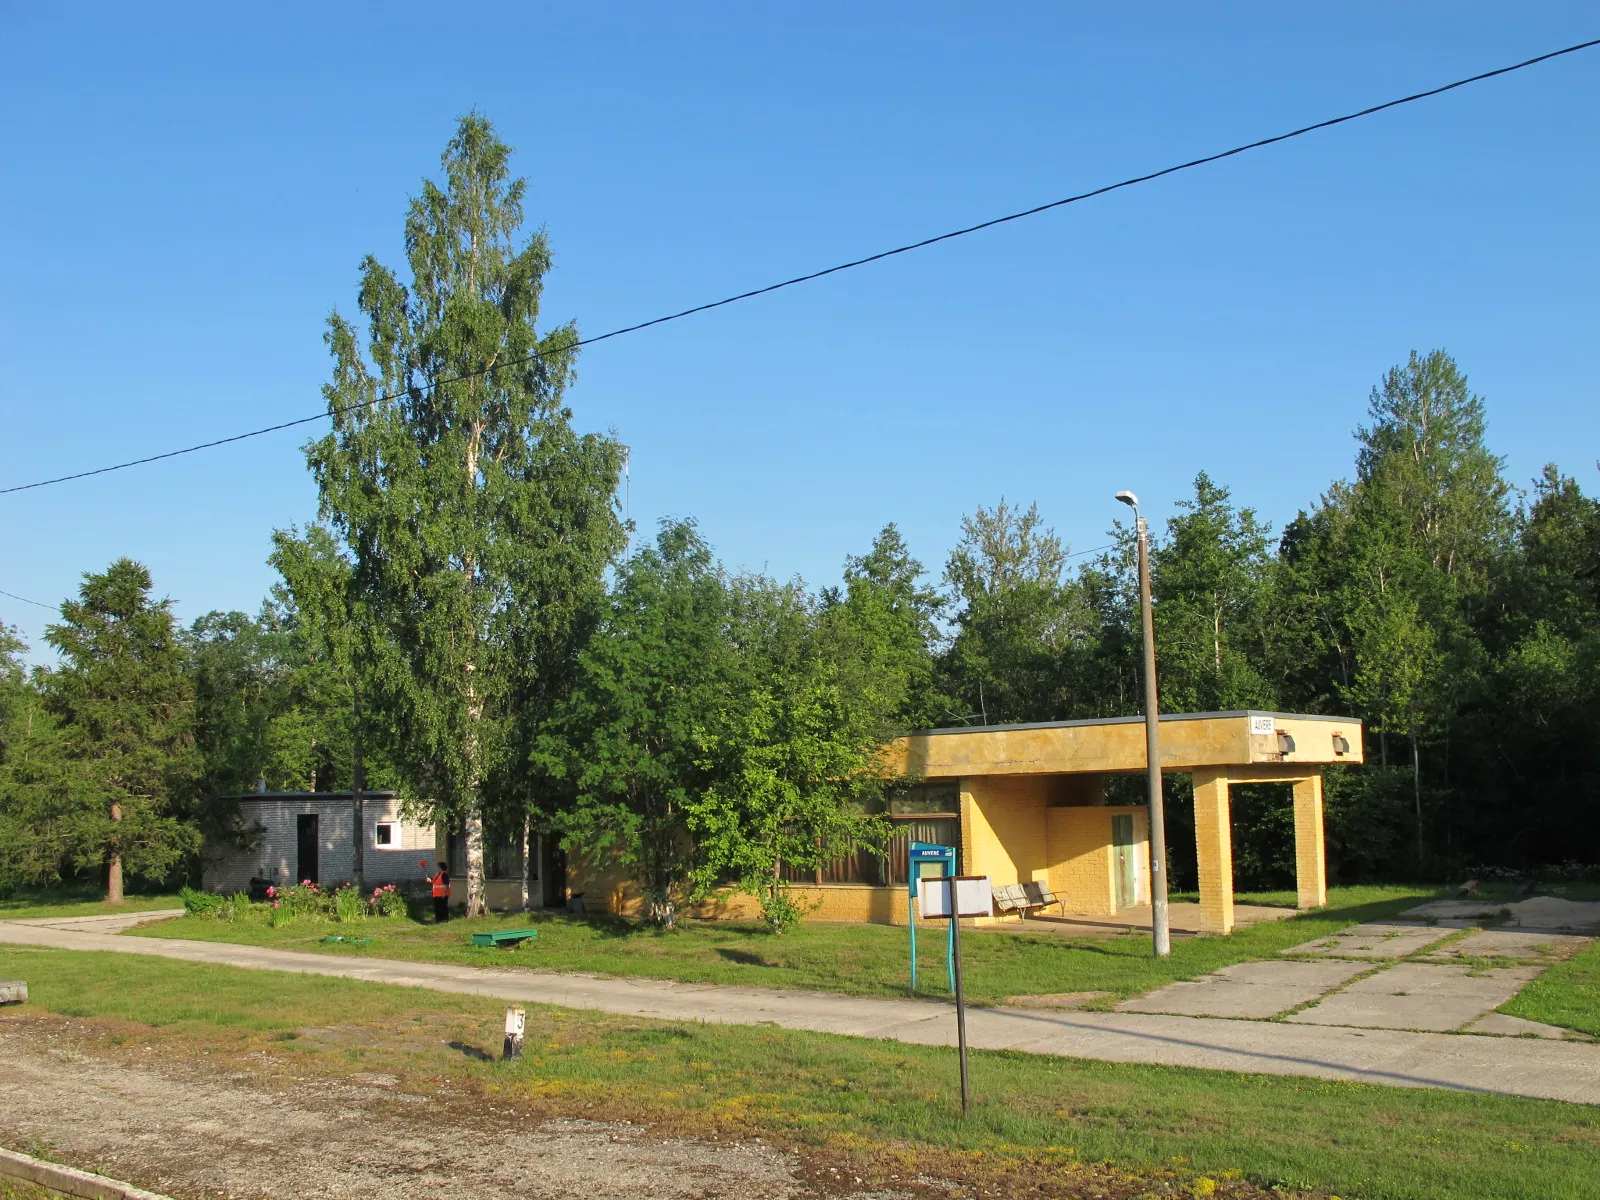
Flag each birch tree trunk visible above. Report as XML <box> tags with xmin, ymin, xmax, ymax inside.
<box><xmin>352</xmin><ymin>690</ymin><xmax>366</xmax><ymax>891</ymax></box>
<box><xmin>520</xmin><ymin>815</ymin><xmax>531</xmax><ymax>911</ymax></box>
<box><xmin>464</xmin><ymin>806</ymin><xmax>487</xmax><ymax>916</ymax></box>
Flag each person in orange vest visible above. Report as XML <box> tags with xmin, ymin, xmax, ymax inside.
<box><xmin>428</xmin><ymin>861</ymin><xmax>451</xmax><ymax>923</ymax></box>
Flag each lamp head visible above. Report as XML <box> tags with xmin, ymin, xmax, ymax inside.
<box><xmin>1114</xmin><ymin>490</ymin><xmax>1140</xmax><ymax>509</ymax></box>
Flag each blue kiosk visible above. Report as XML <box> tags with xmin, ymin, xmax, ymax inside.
<box><xmin>908</xmin><ymin>841</ymin><xmax>957</xmax><ymax>993</ymax></box>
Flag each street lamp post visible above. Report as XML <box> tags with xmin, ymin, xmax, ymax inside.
<box><xmin>1115</xmin><ymin>491</ymin><xmax>1171</xmax><ymax>958</ymax></box>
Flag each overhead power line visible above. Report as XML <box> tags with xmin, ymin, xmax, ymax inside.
<box><xmin>4</xmin><ymin>35</ymin><xmax>1597</xmax><ymax>498</ymax></box>
<box><xmin>0</xmin><ymin>587</ymin><xmax>56</xmax><ymax>611</ymax></box>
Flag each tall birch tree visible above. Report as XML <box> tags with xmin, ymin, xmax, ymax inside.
<box><xmin>307</xmin><ymin>115</ymin><xmax>625</xmax><ymax>915</ymax></box>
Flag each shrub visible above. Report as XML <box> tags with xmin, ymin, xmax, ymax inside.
<box><xmin>269</xmin><ymin>881</ymin><xmax>329</xmax><ymax>919</ymax></box>
<box><xmin>180</xmin><ymin>886</ymin><xmax>225</xmax><ymax>916</ymax></box>
<box><xmin>757</xmin><ymin>885</ymin><xmax>808</xmax><ymax>935</ymax></box>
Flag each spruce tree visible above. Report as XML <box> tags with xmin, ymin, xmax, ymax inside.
<box><xmin>42</xmin><ymin>559</ymin><xmax>200</xmax><ymax>900</ymax></box>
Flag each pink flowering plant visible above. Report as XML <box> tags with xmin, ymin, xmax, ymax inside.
<box><xmin>369</xmin><ymin>884</ymin><xmax>409</xmax><ymax>918</ymax></box>
<box><xmin>188</xmin><ymin>879</ymin><xmax>415</xmax><ymax>925</ymax></box>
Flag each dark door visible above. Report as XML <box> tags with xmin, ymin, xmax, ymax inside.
<box><xmin>541</xmin><ymin>837</ymin><xmax>567</xmax><ymax>909</ymax></box>
<box><xmin>296</xmin><ymin>814</ymin><xmax>319</xmax><ymax>886</ymax></box>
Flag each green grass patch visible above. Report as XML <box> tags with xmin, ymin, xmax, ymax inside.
<box><xmin>1502</xmin><ymin>940</ymin><xmax>1600</xmax><ymax>1038</ymax></box>
<box><xmin>0</xmin><ymin>946</ymin><xmax>1595</xmax><ymax>1200</ymax></box>
<box><xmin>0</xmin><ymin>886</ymin><xmax>183</xmax><ymax>921</ymax></box>
<box><xmin>131</xmin><ymin>886</ymin><xmax>1436</xmax><ymax>1006</ymax></box>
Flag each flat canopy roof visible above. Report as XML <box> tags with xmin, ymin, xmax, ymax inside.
<box><xmin>226</xmin><ymin>791</ymin><xmax>401</xmax><ymax>802</ymax></box>
<box><xmin>885</xmin><ymin>711</ymin><xmax>1364</xmax><ymax>778</ymax></box>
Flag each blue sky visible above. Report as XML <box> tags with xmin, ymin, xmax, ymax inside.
<box><xmin>2</xmin><ymin>4</ymin><xmax>1596</xmax><ymax>657</ymax></box>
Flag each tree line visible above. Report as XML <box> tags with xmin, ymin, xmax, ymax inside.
<box><xmin>2</xmin><ymin>116</ymin><xmax>1595</xmax><ymax>918</ymax></box>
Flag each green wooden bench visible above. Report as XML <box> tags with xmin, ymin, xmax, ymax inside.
<box><xmin>471</xmin><ymin>929</ymin><xmax>539</xmax><ymax>948</ymax></box>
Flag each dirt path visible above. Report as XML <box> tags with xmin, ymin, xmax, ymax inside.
<box><xmin>0</xmin><ymin>1020</ymin><xmax>848</xmax><ymax>1200</ymax></box>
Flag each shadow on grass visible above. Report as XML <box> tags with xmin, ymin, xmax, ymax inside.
<box><xmin>1292</xmin><ymin>891</ymin><xmax>1441</xmax><ymax>926</ymax></box>
<box><xmin>714</xmin><ymin>948</ymin><xmax>774</xmax><ymax>967</ymax></box>
<box><xmin>447</xmin><ymin>1040</ymin><xmax>496</xmax><ymax>1062</ymax></box>
<box><xmin>0</xmin><ymin>884</ymin><xmax>173</xmax><ymax>915</ymax></box>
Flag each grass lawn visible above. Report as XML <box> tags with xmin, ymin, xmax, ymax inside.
<box><xmin>1503</xmin><ymin>940</ymin><xmax>1600</xmax><ymax>1037</ymax></box>
<box><xmin>129</xmin><ymin>886</ymin><xmax>1438</xmax><ymax>1007</ymax></box>
<box><xmin>0</xmin><ymin>947</ymin><xmax>1595</xmax><ymax>1200</ymax></box>
<box><xmin>0</xmin><ymin>886</ymin><xmax>183</xmax><ymax>922</ymax></box>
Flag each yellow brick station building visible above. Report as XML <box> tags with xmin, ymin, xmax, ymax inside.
<box><xmin>572</xmin><ymin>710</ymin><xmax>1362</xmax><ymax>936</ymax></box>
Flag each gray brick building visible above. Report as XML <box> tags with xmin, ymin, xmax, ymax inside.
<box><xmin>202</xmin><ymin>792</ymin><xmax>437</xmax><ymax>895</ymax></box>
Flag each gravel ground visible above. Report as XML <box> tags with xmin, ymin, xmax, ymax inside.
<box><xmin>0</xmin><ymin>1019</ymin><xmax>888</xmax><ymax>1200</ymax></box>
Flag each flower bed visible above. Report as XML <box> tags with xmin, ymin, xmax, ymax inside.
<box><xmin>180</xmin><ymin>882</ymin><xmax>412</xmax><ymax>923</ymax></box>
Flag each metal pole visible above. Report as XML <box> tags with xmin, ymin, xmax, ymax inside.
<box><xmin>908</xmin><ymin>863</ymin><xmax>918</xmax><ymax>992</ymax></box>
<box><xmin>951</xmin><ymin>908</ymin><xmax>970</xmax><ymax>1112</ymax></box>
<box><xmin>1136</xmin><ymin>513</ymin><xmax>1171</xmax><ymax>958</ymax></box>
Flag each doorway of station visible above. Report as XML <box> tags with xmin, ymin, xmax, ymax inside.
<box><xmin>1112</xmin><ymin>812</ymin><xmax>1138</xmax><ymax>909</ymax></box>
<box><xmin>296</xmin><ymin>814</ymin><xmax>319</xmax><ymax>886</ymax></box>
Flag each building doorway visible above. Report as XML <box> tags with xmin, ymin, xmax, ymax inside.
<box><xmin>296</xmin><ymin>814</ymin><xmax>319</xmax><ymax>886</ymax></box>
<box><xmin>1112</xmin><ymin>813</ymin><xmax>1138</xmax><ymax>910</ymax></box>
<box><xmin>541</xmin><ymin>837</ymin><xmax>566</xmax><ymax>909</ymax></box>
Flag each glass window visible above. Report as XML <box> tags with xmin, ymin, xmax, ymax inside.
<box><xmin>483</xmin><ymin>829</ymin><xmax>538</xmax><ymax>880</ymax></box>
<box><xmin>374</xmin><ymin>822</ymin><xmax>397</xmax><ymax>848</ymax></box>
<box><xmin>889</xmin><ymin>784</ymin><xmax>960</xmax><ymax>815</ymax></box>
<box><xmin>779</xmin><ymin>812</ymin><xmax>962</xmax><ymax>887</ymax></box>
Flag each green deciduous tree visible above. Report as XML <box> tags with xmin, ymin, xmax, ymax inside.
<box><xmin>1149</xmin><ymin>472</ymin><xmax>1278</xmax><ymax>713</ymax></box>
<box><xmin>941</xmin><ymin>500</ymin><xmax>1090</xmax><ymax>724</ymax></box>
<box><xmin>690</xmin><ymin>575</ymin><xmax>892</xmax><ymax>933</ymax></box>
<box><xmin>41</xmin><ymin>559</ymin><xmax>201</xmax><ymax>901</ymax></box>
<box><xmin>821</xmin><ymin>523</ymin><xmax>946</xmax><ymax>731</ymax></box>
<box><xmin>306</xmin><ymin>115</ymin><xmax>625</xmax><ymax>914</ymax></box>
<box><xmin>538</xmin><ymin>520</ymin><xmax>730</xmax><ymax>926</ymax></box>
<box><xmin>0</xmin><ymin>626</ymin><xmax>66</xmax><ymax>890</ymax></box>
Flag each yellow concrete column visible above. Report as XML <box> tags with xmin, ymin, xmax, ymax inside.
<box><xmin>1191</xmin><ymin>768</ymin><xmax>1234</xmax><ymax>935</ymax></box>
<box><xmin>1292</xmin><ymin>772</ymin><xmax>1327</xmax><ymax>911</ymax></box>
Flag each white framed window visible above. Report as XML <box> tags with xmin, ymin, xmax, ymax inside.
<box><xmin>374</xmin><ymin>821</ymin><xmax>400</xmax><ymax>849</ymax></box>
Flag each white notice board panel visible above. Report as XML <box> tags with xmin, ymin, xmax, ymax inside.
<box><xmin>918</xmin><ymin>875</ymin><xmax>993</xmax><ymax>918</ymax></box>
<box><xmin>1249</xmin><ymin>714</ymin><xmax>1276</xmax><ymax>736</ymax></box>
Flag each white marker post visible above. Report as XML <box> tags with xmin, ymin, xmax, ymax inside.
<box><xmin>917</xmin><ymin>874</ymin><xmax>993</xmax><ymax>1113</ymax></box>
<box><xmin>503</xmin><ymin>1005</ymin><xmax>526</xmax><ymax>1061</ymax></box>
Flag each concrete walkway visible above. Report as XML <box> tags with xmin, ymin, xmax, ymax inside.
<box><xmin>2</xmin><ymin>915</ymin><xmax>1598</xmax><ymax>1105</ymax></box>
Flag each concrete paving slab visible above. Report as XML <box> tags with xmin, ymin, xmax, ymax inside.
<box><xmin>1467</xmin><ymin>1012</ymin><xmax>1575</xmax><ymax>1040</ymax></box>
<box><xmin>1419</xmin><ymin>928</ymin><xmax>1592</xmax><ymax>962</ymax></box>
<box><xmin>1501</xmin><ymin>897</ymin><xmax>1600</xmax><ymax>932</ymax></box>
<box><xmin>1282</xmin><ymin>921</ymin><xmax>1459</xmax><ymax>959</ymax></box>
<box><xmin>1402</xmin><ymin>897</ymin><xmax>1600</xmax><ymax>932</ymax></box>
<box><xmin>4</xmin><ymin>919</ymin><xmax>1600</xmax><ymax>1103</ymax></box>
<box><xmin>1287</xmin><ymin>963</ymin><xmax>1541</xmax><ymax>1032</ymax></box>
<box><xmin>5</xmin><ymin>910</ymin><xmax>186</xmax><ymax>934</ymax></box>
<box><xmin>1401</xmin><ymin>900</ymin><xmax>1510</xmax><ymax>921</ymax></box>
<box><xmin>1116</xmin><ymin>959</ymin><xmax>1369</xmax><ymax>1019</ymax></box>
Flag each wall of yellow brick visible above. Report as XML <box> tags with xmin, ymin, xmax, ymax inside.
<box><xmin>960</xmin><ymin>775</ymin><xmax>1050</xmax><ymax>891</ymax></box>
<box><xmin>564</xmin><ymin>852</ymin><xmax>917</xmax><ymax>923</ymax></box>
<box><xmin>1192</xmin><ymin>767</ymin><xmax>1234</xmax><ymax>934</ymax></box>
<box><xmin>1044</xmin><ymin>805</ymin><xmax>1148</xmax><ymax>915</ymax></box>
<box><xmin>1292</xmin><ymin>772</ymin><xmax>1327</xmax><ymax>910</ymax></box>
